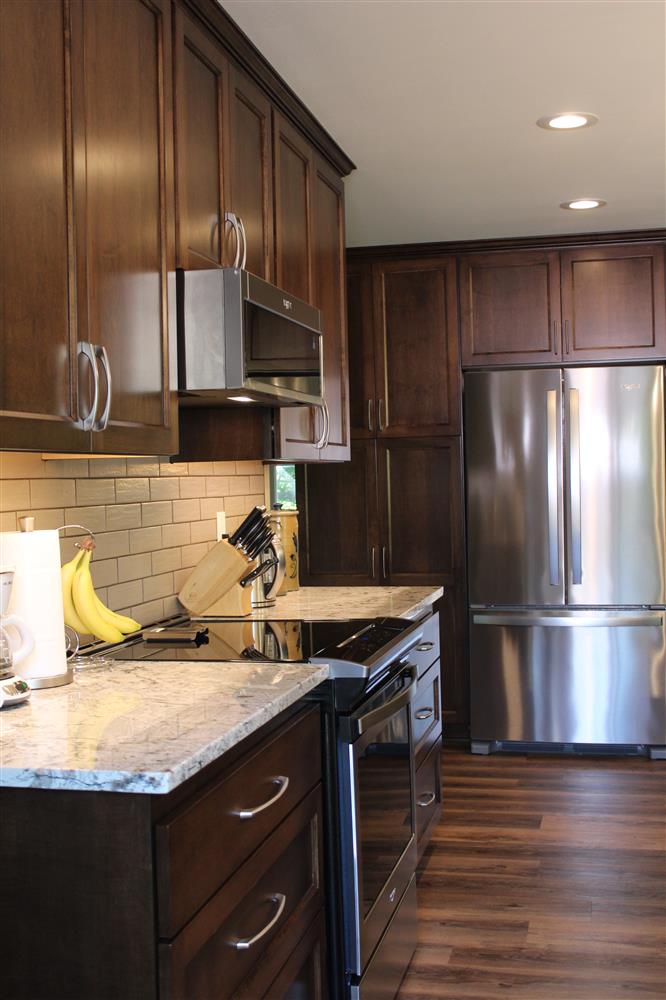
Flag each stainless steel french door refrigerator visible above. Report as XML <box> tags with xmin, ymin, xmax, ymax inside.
<box><xmin>465</xmin><ymin>366</ymin><xmax>666</xmax><ymax>756</ymax></box>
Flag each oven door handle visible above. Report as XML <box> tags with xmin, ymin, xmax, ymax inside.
<box><xmin>343</xmin><ymin>664</ymin><xmax>418</xmax><ymax>741</ymax></box>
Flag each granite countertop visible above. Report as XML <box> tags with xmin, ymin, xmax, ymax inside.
<box><xmin>245</xmin><ymin>586</ymin><xmax>443</xmax><ymax>622</ymax></box>
<box><xmin>0</xmin><ymin>659</ymin><xmax>328</xmax><ymax>795</ymax></box>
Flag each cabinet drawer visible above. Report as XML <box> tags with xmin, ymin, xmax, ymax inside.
<box><xmin>263</xmin><ymin>910</ymin><xmax>326</xmax><ymax>999</ymax></box>
<box><xmin>410</xmin><ymin>612</ymin><xmax>440</xmax><ymax>678</ymax></box>
<box><xmin>412</xmin><ymin>658</ymin><xmax>441</xmax><ymax>768</ymax></box>
<box><xmin>415</xmin><ymin>741</ymin><xmax>442</xmax><ymax>860</ymax></box>
<box><xmin>159</xmin><ymin>785</ymin><xmax>323</xmax><ymax>1000</ymax></box>
<box><xmin>156</xmin><ymin>707</ymin><xmax>321</xmax><ymax>937</ymax></box>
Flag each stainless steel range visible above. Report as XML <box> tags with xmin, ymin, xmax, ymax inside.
<box><xmin>106</xmin><ymin>613</ymin><xmax>428</xmax><ymax>999</ymax></box>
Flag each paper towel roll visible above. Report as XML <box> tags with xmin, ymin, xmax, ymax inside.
<box><xmin>0</xmin><ymin>530</ymin><xmax>68</xmax><ymax>682</ymax></box>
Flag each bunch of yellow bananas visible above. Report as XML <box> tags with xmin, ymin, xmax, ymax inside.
<box><xmin>61</xmin><ymin>547</ymin><xmax>141</xmax><ymax>643</ymax></box>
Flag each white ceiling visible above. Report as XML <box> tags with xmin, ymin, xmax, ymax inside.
<box><xmin>222</xmin><ymin>0</ymin><xmax>666</xmax><ymax>247</ymax></box>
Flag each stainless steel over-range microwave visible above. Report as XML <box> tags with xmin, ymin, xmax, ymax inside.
<box><xmin>176</xmin><ymin>266</ymin><xmax>323</xmax><ymax>407</ymax></box>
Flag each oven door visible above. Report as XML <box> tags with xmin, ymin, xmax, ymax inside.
<box><xmin>339</xmin><ymin>663</ymin><xmax>418</xmax><ymax>976</ymax></box>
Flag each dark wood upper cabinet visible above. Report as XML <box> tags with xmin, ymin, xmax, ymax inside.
<box><xmin>173</xmin><ymin>7</ymin><xmax>229</xmax><ymax>270</ymax></box>
<box><xmin>460</xmin><ymin>250</ymin><xmax>562</xmax><ymax>367</ymax></box>
<box><xmin>377</xmin><ymin>437</ymin><xmax>463</xmax><ymax>587</ymax></box>
<box><xmin>373</xmin><ymin>258</ymin><xmax>461</xmax><ymax>436</ymax></box>
<box><xmin>561</xmin><ymin>243</ymin><xmax>666</xmax><ymax>361</ymax></box>
<box><xmin>0</xmin><ymin>0</ymin><xmax>84</xmax><ymax>451</ymax></box>
<box><xmin>297</xmin><ymin>440</ymin><xmax>379</xmax><ymax>586</ymax></box>
<box><xmin>273</xmin><ymin>111</ymin><xmax>314</xmax><ymax>305</ymax></box>
<box><xmin>347</xmin><ymin>262</ymin><xmax>377</xmax><ymax>438</ymax></box>
<box><xmin>274</xmin><ymin>150</ymin><xmax>350</xmax><ymax>463</ymax></box>
<box><xmin>71</xmin><ymin>0</ymin><xmax>177</xmax><ymax>455</ymax></box>
<box><xmin>227</xmin><ymin>63</ymin><xmax>274</xmax><ymax>282</ymax></box>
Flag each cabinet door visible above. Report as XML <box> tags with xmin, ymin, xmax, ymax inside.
<box><xmin>460</xmin><ymin>250</ymin><xmax>562</xmax><ymax>367</ymax></box>
<box><xmin>441</xmin><ymin>583</ymin><xmax>469</xmax><ymax>734</ymax></box>
<box><xmin>561</xmin><ymin>243</ymin><xmax>666</xmax><ymax>361</ymax></box>
<box><xmin>347</xmin><ymin>261</ymin><xmax>376</xmax><ymax>439</ymax></box>
<box><xmin>377</xmin><ymin>437</ymin><xmax>463</xmax><ymax>586</ymax></box>
<box><xmin>72</xmin><ymin>0</ymin><xmax>177</xmax><ymax>456</ymax></box>
<box><xmin>0</xmin><ymin>0</ymin><xmax>87</xmax><ymax>451</ymax></box>
<box><xmin>264</xmin><ymin>912</ymin><xmax>327</xmax><ymax>1000</ymax></box>
<box><xmin>297</xmin><ymin>440</ymin><xmax>379</xmax><ymax>585</ymax></box>
<box><xmin>276</xmin><ymin>155</ymin><xmax>350</xmax><ymax>462</ymax></box>
<box><xmin>227</xmin><ymin>64</ymin><xmax>274</xmax><ymax>281</ymax></box>
<box><xmin>173</xmin><ymin>8</ymin><xmax>228</xmax><ymax>270</ymax></box>
<box><xmin>273</xmin><ymin>111</ymin><xmax>314</xmax><ymax>305</ymax></box>
<box><xmin>311</xmin><ymin>156</ymin><xmax>349</xmax><ymax>461</ymax></box>
<box><xmin>373</xmin><ymin>258</ymin><xmax>460</xmax><ymax>436</ymax></box>
<box><xmin>272</xmin><ymin>113</ymin><xmax>316</xmax><ymax>459</ymax></box>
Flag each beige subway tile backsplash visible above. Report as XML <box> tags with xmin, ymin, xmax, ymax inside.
<box><xmin>0</xmin><ymin>452</ymin><xmax>267</xmax><ymax>631</ymax></box>
<box><xmin>76</xmin><ymin>478</ymin><xmax>115</xmax><ymax>505</ymax></box>
<box><xmin>140</xmin><ymin>500</ymin><xmax>173</xmax><ymax>527</ymax></box>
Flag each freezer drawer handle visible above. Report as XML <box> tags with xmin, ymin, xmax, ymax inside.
<box><xmin>473</xmin><ymin>614</ymin><xmax>664</xmax><ymax>628</ymax></box>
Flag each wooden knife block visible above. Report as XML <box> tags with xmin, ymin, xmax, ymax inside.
<box><xmin>178</xmin><ymin>539</ymin><xmax>252</xmax><ymax>616</ymax></box>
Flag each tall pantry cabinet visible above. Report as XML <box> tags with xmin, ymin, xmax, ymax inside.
<box><xmin>298</xmin><ymin>257</ymin><xmax>468</xmax><ymax>734</ymax></box>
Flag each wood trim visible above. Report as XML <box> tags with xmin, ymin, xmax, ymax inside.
<box><xmin>178</xmin><ymin>0</ymin><xmax>355</xmax><ymax>177</ymax></box>
<box><xmin>348</xmin><ymin>227</ymin><xmax>666</xmax><ymax>262</ymax></box>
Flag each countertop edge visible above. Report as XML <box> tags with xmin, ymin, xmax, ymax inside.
<box><xmin>0</xmin><ymin>664</ymin><xmax>329</xmax><ymax>795</ymax></box>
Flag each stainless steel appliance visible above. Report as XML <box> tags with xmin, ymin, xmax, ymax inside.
<box><xmin>105</xmin><ymin>613</ymin><xmax>427</xmax><ymax>997</ymax></box>
<box><xmin>465</xmin><ymin>366</ymin><xmax>666</xmax><ymax>756</ymax></box>
<box><xmin>177</xmin><ymin>216</ymin><xmax>323</xmax><ymax>408</ymax></box>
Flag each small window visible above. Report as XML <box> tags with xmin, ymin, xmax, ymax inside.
<box><xmin>268</xmin><ymin>464</ymin><xmax>297</xmax><ymax>510</ymax></box>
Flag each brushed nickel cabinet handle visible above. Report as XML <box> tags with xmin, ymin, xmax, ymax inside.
<box><xmin>417</xmin><ymin>791</ymin><xmax>436</xmax><ymax>808</ymax></box>
<box><xmin>367</xmin><ymin>398</ymin><xmax>374</xmax><ymax>432</ymax></box>
<box><xmin>415</xmin><ymin>707</ymin><xmax>434</xmax><ymax>721</ymax></box>
<box><xmin>552</xmin><ymin>319</ymin><xmax>559</xmax><ymax>353</ymax></box>
<box><xmin>381</xmin><ymin>545</ymin><xmax>388</xmax><ymax>579</ymax></box>
<box><xmin>371</xmin><ymin>546</ymin><xmax>376</xmax><ymax>579</ymax></box>
<box><xmin>236</xmin><ymin>776</ymin><xmax>289</xmax><ymax>820</ymax></box>
<box><xmin>564</xmin><ymin>319</ymin><xmax>571</xmax><ymax>354</ymax></box>
<box><xmin>377</xmin><ymin>397</ymin><xmax>385</xmax><ymax>431</ymax></box>
<box><xmin>76</xmin><ymin>341</ymin><xmax>99</xmax><ymax>431</ymax></box>
<box><xmin>234</xmin><ymin>893</ymin><xmax>286</xmax><ymax>950</ymax></box>
<box><xmin>93</xmin><ymin>345</ymin><xmax>112</xmax><ymax>432</ymax></box>
<box><xmin>224</xmin><ymin>211</ymin><xmax>242</xmax><ymax>269</ymax></box>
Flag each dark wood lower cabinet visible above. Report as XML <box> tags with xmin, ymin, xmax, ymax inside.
<box><xmin>0</xmin><ymin>705</ymin><xmax>325</xmax><ymax>1000</ymax></box>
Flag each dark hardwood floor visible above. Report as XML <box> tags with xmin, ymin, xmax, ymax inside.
<box><xmin>398</xmin><ymin>748</ymin><xmax>666</xmax><ymax>1000</ymax></box>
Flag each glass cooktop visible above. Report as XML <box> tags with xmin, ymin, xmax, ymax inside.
<box><xmin>106</xmin><ymin>617</ymin><xmax>411</xmax><ymax>666</ymax></box>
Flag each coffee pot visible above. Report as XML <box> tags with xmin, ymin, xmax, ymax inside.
<box><xmin>0</xmin><ymin>568</ymin><xmax>33</xmax><ymax>707</ymax></box>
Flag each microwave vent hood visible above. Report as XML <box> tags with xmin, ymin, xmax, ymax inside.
<box><xmin>177</xmin><ymin>267</ymin><xmax>323</xmax><ymax>407</ymax></box>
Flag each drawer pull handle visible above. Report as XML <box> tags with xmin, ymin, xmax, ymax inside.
<box><xmin>416</xmin><ymin>642</ymin><xmax>434</xmax><ymax>652</ymax></box>
<box><xmin>234</xmin><ymin>893</ymin><xmax>287</xmax><ymax>951</ymax></box>
<box><xmin>415</xmin><ymin>707</ymin><xmax>434</xmax><ymax>721</ymax></box>
<box><xmin>237</xmin><ymin>776</ymin><xmax>290</xmax><ymax>820</ymax></box>
<box><xmin>417</xmin><ymin>791</ymin><xmax>436</xmax><ymax>808</ymax></box>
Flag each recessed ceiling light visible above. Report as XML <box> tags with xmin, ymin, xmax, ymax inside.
<box><xmin>560</xmin><ymin>198</ymin><xmax>607</xmax><ymax>211</ymax></box>
<box><xmin>537</xmin><ymin>112</ymin><xmax>599</xmax><ymax>131</ymax></box>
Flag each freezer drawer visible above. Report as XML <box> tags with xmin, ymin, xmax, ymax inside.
<box><xmin>470</xmin><ymin>610</ymin><xmax>666</xmax><ymax>746</ymax></box>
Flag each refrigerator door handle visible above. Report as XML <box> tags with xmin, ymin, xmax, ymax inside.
<box><xmin>473</xmin><ymin>613</ymin><xmax>664</xmax><ymax>628</ymax></box>
<box><xmin>546</xmin><ymin>389</ymin><xmax>560</xmax><ymax>586</ymax></box>
<box><xmin>569</xmin><ymin>387</ymin><xmax>583</xmax><ymax>584</ymax></box>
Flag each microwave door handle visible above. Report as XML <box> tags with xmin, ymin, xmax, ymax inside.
<box><xmin>348</xmin><ymin>664</ymin><xmax>418</xmax><ymax>739</ymax></box>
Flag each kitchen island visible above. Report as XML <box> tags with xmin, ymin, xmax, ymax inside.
<box><xmin>0</xmin><ymin>584</ymin><xmax>443</xmax><ymax>999</ymax></box>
